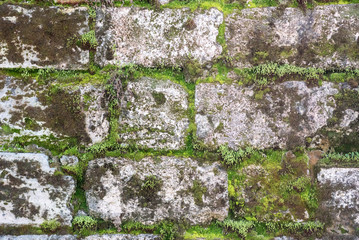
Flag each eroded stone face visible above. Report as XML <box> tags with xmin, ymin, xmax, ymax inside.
<box><xmin>0</xmin><ymin>152</ymin><xmax>75</xmax><ymax>227</ymax></box>
<box><xmin>0</xmin><ymin>4</ymin><xmax>89</xmax><ymax>69</ymax></box>
<box><xmin>85</xmin><ymin>157</ymin><xmax>228</xmax><ymax>227</ymax></box>
<box><xmin>0</xmin><ymin>75</ymin><xmax>109</xmax><ymax>145</ymax></box>
<box><xmin>118</xmin><ymin>77</ymin><xmax>189</xmax><ymax>150</ymax></box>
<box><xmin>317</xmin><ymin>168</ymin><xmax>359</xmax><ymax>236</ymax></box>
<box><xmin>95</xmin><ymin>7</ymin><xmax>223</xmax><ymax>67</ymax></box>
<box><xmin>194</xmin><ymin>81</ymin><xmax>355</xmax><ymax>149</ymax></box>
<box><xmin>226</xmin><ymin>4</ymin><xmax>359</xmax><ymax>69</ymax></box>
<box><xmin>84</xmin><ymin>234</ymin><xmax>161</xmax><ymax>240</ymax></box>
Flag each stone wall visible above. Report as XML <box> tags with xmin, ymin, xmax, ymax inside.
<box><xmin>1</xmin><ymin>1</ymin><xmax>359</xmax><ymax>239</ymax></box>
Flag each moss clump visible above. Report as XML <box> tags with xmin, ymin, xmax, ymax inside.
<box><xmin>190</xmin><ymin>180</ymin><xmax>207</xmax><ymax>206</ymax></box>
<box><xmin>72</xmin><ymin>216</ymin><xmax>97</xmax><ymax>235</ymax></box>
<box><xmin>40</xmin><ymin>219</ymin><xmax>61</xmax><ymax>233</ymax></box>
<box><xmin>152</xmin><ymin>92</ymin><xmax>166</xmax><ymax>105</ymax></box>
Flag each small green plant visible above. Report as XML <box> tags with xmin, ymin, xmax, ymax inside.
<box><xmin>72</xmin><ymin>216</ymin><xmax>97</xmax><ymax>235</ymax></box>
<box><xmin>80</xmin><ymin>30</ymin><xmax>98</xmax><ymax>49</ymax></box>
<box><xmin>218</xmin><ymin>219</ymin><xmax>254</xmax><ymax>238</ymax></box>
<box><xmin>321</xmin><ymin>151</ymin><xmax>359</xmax><ymax>165</ymax></box>
<box><xmin>158</xmin><ymin>221</ymin><xmax>178</xmax><ymax>240</ymax></box>
<box><xmin>40</xmin><ymin>219</ymin><xmax>61</xmax><ymax>233</ymax></box>
<box><xmin>218</xmin><ymin>144</ymin><xmax>255</xmax><ymax>166</ymax></box>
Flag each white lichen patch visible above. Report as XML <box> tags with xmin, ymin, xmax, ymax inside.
<box><xmin>118</xmin><ymin>77</ymin><xmax>189</xmax><ymax>150</ymax></box>
<box><xmin>0</xmin><ymin>152</ymin><xmax>75</xmax><ymax>227</ymax></box>
<box><xmin>95</xmin><ymin>7</ymin><xmax>223</xmax><ymax>67</ymax></box>
<box><xmin>195</xmin><ymin>81</ymin><xmax>338</xmax><ymax>149</ymax></box>
<box><xmin>85</xmin><ymin>157</ymin><xmax>228</xmax><ymax>228</ymax></box>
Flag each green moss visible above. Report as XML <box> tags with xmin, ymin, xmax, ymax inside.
<box><xmin>152</xmin><ymin>92</ymin><xmax>166</xmax><ymax>105</ymax></box>
<box><xmin>72</xmin><ymin>216</ymin><xmax>97</xmax><ymax>236</ymax></box>
<box><xmin>0</xmin><ymin>124</ymin><xmax>20</xmax><ymax>135</ymax></box>
<box><xmin>189</xmin><ymin>180</ymin><xmax>207</xmax><ymax>206</ymax></box>
<box><xmin>40</xmin><ymin>219</ymin><xmax>61</xmax><ymax>233</ymax></box>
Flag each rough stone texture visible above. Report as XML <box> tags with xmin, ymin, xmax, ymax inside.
<box><xmin>84</xmin><ymin>234</ymin><xmax>161</xmax><ymax>240</ymax></box>
<box><xmin>226</xmin><ymin>4</ymin><xmax>359</xmax><ymax>69</ymax></box>
<box><xmin>95</xmin><ymin>7</ymin><xmax>223</xmax><ymax>67</ymax></box>
<box><xmin>195</xmin><ymin>81</ymin><xmax>359</xmax><ymax>149</ymax></box>
<box><xmin>0</xmin><ymin>152</ymin><xmax>75</xmax><ymax>227</ymax></box>
<box><xmin>317</xmin><ymin>168</ymin><xmax>359</xmax><ymax>236</ymax></box>
<box><xmin>60</xmin><ymin>155</ymin><xmax>79</xmax><ymax>166</ymax></box>
<box><xmin>85</xmin><ymin>157</ymin><xmax>228</xmax><ymax>227</ymax></box>
<box><xmin>0</xmin><ymin>75</ymin><xmax>109</xmax><ymax>145</ymax></box>
<box><xmin>0</xmin><ymin>236</ymin><xmax>76</xmax><ymax>240</ymax></box>
<box><xmin>118</xmin><ymin>77</ymin><xmax>189</xmax><ymax>150</ymax></box>
<box><xmin>0</xmin><ymin>4</ymin><xmax>89</xmax><ymax>69</ymax></box>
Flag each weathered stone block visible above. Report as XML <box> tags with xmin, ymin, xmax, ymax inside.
<box><xmin>0</xmin><ymin>75</ymin><xmax>109</xmax><ymax>145</ymax></box>
<box><xmin>0</xmin><ymin>236</ymin><xmax>76</xmax><ymax>240</ymax></box>
<box><xmin>95</xmin><ymin>7</ymin><xmax>223</xmax><ymax>67</ymax></box>
<box><xmin>195</xmin><ymin>81</ymin><xmax>358</xmax><ymax>149</ymax></box>
<box><xmin>0</xmin><ymin>4</ymin><xmax>89</xmax><ymax>69</ymax></box>
<box><xmin>317</xmin><ymin>168</ymin><xmax>359</xmax><ymax>236</ymax></box>
<box><xmin>118</xmin><ymin>77</ymin><xmax>189</xmax><ymax>150</ymax></box>
<box><xmin>0</xmin><ymin>152</ymin><xmax>75</xmax><ymax>227</ymax></box>
<box><xmin>225</xmin><ymin>4</ymin><xmax>359</xmax><ymax>69</ymax></box>
<box><xmin>84</xmin><ymin>234</ymin><xmax>161</xmax><ymax>240</ymax></box>
<box><xmin>85</xmin><ymin>157</ymin><xmax>228</xmax><ymax>227</ymax></box>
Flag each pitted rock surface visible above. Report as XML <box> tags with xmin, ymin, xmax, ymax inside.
<box><xmin>84</xmin><ymin>234</ymin><xmax>161</xmax><ymax>240</ymax></box>
<box><xmin>85</xmin><ymin>157</ymin><xmax>228</xmax><ymax>227</ymax></box>
<box><xmin>95</xmin><ymin>7</ymin><xmax>223</xmax><ymax>67</ymax></box>
<box><xmin>118</xmin><ymin>77</ymin><xmax>189</xmax><ymax>150</ymax></box>
<box><xmin>195</xmin><ymin>81</ymin><xmax>350</xmax><ymax>149</ymax></box>
<box><xmin>317</xmin><ymin>168</ymin><xmax>359</xmax><ymax>236</ymax></box>
<box><xmin>0</xmin><ymin>75</ymin><xmax>109</xmax><ymax>145</ymax></box>
<box><xmin>226</xmin><ymin>4</ymin><xmax>359</xmax><ymax>69</ymax></box>
<box><xmin>0</xmin><ymin>152</ymin><xmax>75</xmax><ymax>227</ymax></box>
<box><xmin>0</xmin><ymin>4</ymin><xmax>89</xmax><ymax>69</ymax></box>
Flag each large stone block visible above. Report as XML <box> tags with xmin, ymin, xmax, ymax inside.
<box><xmin>117</xmin><ymin>77</ymin><xmax>189</xmax><ymax>150</ymax></box>
<box><xmin>0</xmin><ymin>75</ymin><xmax>109</xmax><ymax>145</ymax></box>
<box><xmin>85</xmin><ymin>157</ymin><xmax>228</xmax><ymax>228</ymax></box>
<box><xmin>95</xmin><ymin>7</ymin><xmax>223</xmax><ymax>67</ymax></box>
<box><xmin>317</xmin><ymin>168</ymin><xmax>359</xmax><ymax>236</ymax></box>
<box><xmin>195</xmin><ymin>81</ymin><xmax>358</xmax><ymax>149</ymax></box>
<box><xmin>0</xmin><ymin>152</ymin><xmax>75</xmax><ymax>227</ymax></box>
<box><xmin>0</xmin><ymin>4</ymin><xmax>89</xmax><ymax>69</ymax></box>
<box><xmin>225</xmin><ymin>4</ymin><xmax>359</xmax><ymax>69</ymax></box>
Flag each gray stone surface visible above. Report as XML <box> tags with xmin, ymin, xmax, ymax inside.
<box><xmin>317</xmin><ymin>168</ymin><xmax>359</xmax><ymax>236</ymax></box>
<box><xmin>95</xmin><ymin>7</ymin><xmax>223</xmax><ymax>67</ymax></box>
<box><xmin>118</xmin><ymin>77</ymin><xmax>189</xmax><ymax>150</ymax></box>
<box><xmin>85</xmin><ymin>157</ymin><xmax>228</xmax><ymax>228</ymax></box>
<box><xmin>60</xmin><ymin>155</ymin><xmax>79</xmax><ymax>166</ymax></box>
<box><xmin>0</xmin><ymin>4</ymin><xmax>89</xmax><ymax>69</ymax></box>
<box><xmin>84</xmin><ymin>234</ymin><xmax>161</xmax><ymax>240</ymax></box>
<box><xmin>0</xmin><ymin>236</ymin><xmax>76</xmax><ymax>240</ymax></box>
<box><xmin>0</xmin><ymin>152</ymin><xmax>75</xmax><ymax>227</ymax></box>
<box><xmin>225</xmin><ymin>4</ymin><xmax>359</xmax><ymax>69</ymax></box>
<box><xmin>195</xmin><ymin>81</ymin><xmax>351</xmax><ymax>149</ymax></box>
<box><xmin>0</xmin><ymin>75</ymin><xmax>109</xmax><ymax>145</ymax></box>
